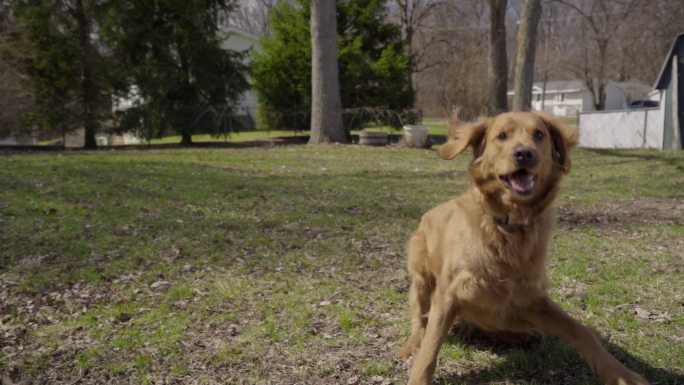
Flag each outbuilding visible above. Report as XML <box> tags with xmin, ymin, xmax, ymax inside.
<box><xmin>652</xmin><ymin>32</ymin><xmax>684</xmax><ymax>150</ymax></box>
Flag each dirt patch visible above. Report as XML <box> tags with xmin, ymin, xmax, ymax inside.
<box><xmin>557</xmin><ymin>197</ymin><xmax>684</xmax><ymax>228</ymax></box>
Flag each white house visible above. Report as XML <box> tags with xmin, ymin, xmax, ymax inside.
<box><xmin>508</xmin><ymin>80</ymin><xmax>650</xmax><ymax>117</ymax></box>
<box><xmin>0</xmin><ymin>134</ymin><xmax>37</xmax><ymax>145</ymax></box>
<box><xmin>220</xmin><ymin>27</ymin><xmax>262</xmax><ymax>119</ymax></box>
<box><xmin>111</xmin><ymin>27</ymin><xmax>262</xmax><ymax>132</ymax></box>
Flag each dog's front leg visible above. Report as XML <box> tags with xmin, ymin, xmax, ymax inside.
<box><xmin>407</xmin><ymin>289</ymin><xmax>458</xmax><ymax>385</ymax></box>
<box><xmin>525</xmin><ymin>296</ymin><xmax>649</xmax><ymax>385</ymax></box>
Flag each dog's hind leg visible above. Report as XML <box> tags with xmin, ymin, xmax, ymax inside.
<box><xmin>400</xmin><ymin>231</ymin><xmax>434</xmax><ymax>359</ymax></box>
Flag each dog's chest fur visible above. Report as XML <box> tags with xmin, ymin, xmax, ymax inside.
<box><xmin>436</xmin><ymin>195</ymin><xmax>553</xmax><ymax>331</ymax></box>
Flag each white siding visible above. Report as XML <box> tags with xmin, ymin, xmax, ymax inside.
<box><xmin>531</xmin><ymin>90</ymin><xmax>590</xmax><ymax>116</ymax></box>
<box><xmin>0</xmin><ymin>136</ymin><xmax>37</xmax><ymax>145</ymax></box>
<box><xmin>221</xmin><ymin>30</ymin><xmax>261</xmax><ymax>118</ymax></box>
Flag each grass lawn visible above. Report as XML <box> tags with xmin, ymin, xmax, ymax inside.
<box><xmin>1</xmin><ymin>145</ymin><xmax>683</xmax><ymax>384</ymax></box>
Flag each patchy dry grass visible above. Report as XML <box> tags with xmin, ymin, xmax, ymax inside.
<box><xmin>1</xmin><ymin>146</ymin><xmax>683</xmax><ymax>385</ymax></box>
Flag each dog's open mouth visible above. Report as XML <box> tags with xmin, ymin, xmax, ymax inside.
<box><xmin>500</xmin><ymin>169</ymin><xmax>537</xmax><ymax>195</ymax></box>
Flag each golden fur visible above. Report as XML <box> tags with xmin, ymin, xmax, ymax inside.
<box><xmin>401</xmin><ymin>112</ymin><xmax>648</xmax><ymax>385</ymax></box>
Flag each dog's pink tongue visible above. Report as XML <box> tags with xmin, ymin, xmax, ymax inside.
<box><xmin>510</xmin><ymin>172</ymin><xmax>534</xmax><ymax>193</ymax></box>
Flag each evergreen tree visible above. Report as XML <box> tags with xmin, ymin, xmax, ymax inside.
<box><xmin>0</xmin><ymin>4</ymin><xmax>34</xmax><ymax>139</ymax></box>
<box><xmin>13</xmin><ymin>0</ymin><xmax>110</xmax><ymax>148</ymax></box>
<box><xmin>102</xmin><ymin>0</ymin><xmax>248</xmax><ymax>145</ymax></box>
<box><xmin>251</xmin><ymin>0</ymin><xmax>413</xmax><ymax>131</ymax></box>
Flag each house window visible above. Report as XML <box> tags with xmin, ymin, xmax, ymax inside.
<box><xmin>560</xmin><ymin>93</ymin><xmax>565</xmax><ymax>102</ymax></box>
<box><xmin>536</xmin><ymin>94</ymin><xmax>541</xmax><ymax>101</ymax></box>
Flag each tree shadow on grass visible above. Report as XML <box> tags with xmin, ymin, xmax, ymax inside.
<box><xmin>434</xmin><ymin>323</ymin><xmax>684</xmax><ymax>385</ymax></box>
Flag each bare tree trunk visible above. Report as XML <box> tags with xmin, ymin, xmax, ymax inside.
<box><xmin>488</xmin><ymin>0</ymin><xmax>508</xmax><ymax>114</ymax></box>
<box><xmin>397</xmin><ymin>0</ymin><xmax>417</xmax><ymax>97</ymax></box>
<box><xmin>512</xmin><ymin>0</ymin><xmax>542</xmax><ymax>112</ymax></box>
<box><xmin>395</xmin><ymin>0</ymin><xmax>440</xmax><ymax>97</ymax></box>
<box><xmin>594</xmin><ymin>38</ymin><xmax>608</xmax><ymax>110</ymax></box>
<box><xmin>309</xmin><ymin>0</ymin><xmax>346</xmax><ymax>144</ymax></box>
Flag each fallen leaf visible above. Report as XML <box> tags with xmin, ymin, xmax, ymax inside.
<box><xmin>150</xmin><ymin>280</ymin><xmax>169</xmax><ymax>289</ymax></box>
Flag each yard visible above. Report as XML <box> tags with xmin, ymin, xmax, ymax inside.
<box><xmin>1</xmin><ymin>145</ymin><xmax>683</xmax><ymax>384</ymax></box>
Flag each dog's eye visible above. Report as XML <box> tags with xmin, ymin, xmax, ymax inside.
<box><xmin>497</xmin><ymin>132</ymin><xmax>508</xmax><ymax>141</ymax></box>
<box><xmin>534</xmin><ymin>130</ymin><xmax>545</xmax><ymax>141</ymax></box>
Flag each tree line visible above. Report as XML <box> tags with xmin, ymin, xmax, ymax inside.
<box><xmin>408</xmin><ymin>0</ymin><xmax>684</xmax><ymax>117</ymax></box>
<box><xmin>0</xmin><ymin>0</ymin><xmax>417</xmax><ymax>147</ymax></box>
<box><xmin>3</xmin><ymin>0</ymin><xmax>683</xmax><ymax>147</ymax></box>
<box><xmin>232</xmin><ymin>0</ymin><xmax>684</xmax><ymax>141</ymax></box>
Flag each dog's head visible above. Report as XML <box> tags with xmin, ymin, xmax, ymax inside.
<box><xmin>438</xmin><ymin>112</ymin><xmax>578</xmax><ymax>207</ymax></box>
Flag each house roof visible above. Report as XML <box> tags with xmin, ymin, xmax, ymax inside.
<box><xmin>220</xmin><ymin>26</ymin><xmax>261</xmax><ymax>45</ymax></box>
<box><xmin>508</xmin><ymin>80</ymin><xmax>650</xmax><ymax>95</ymax></box>
<box><xmin>654</xmin><ymin>32</ymin><xmax>684</xmax><ymax>90</ymax></box>
<box><xmin>507</xmin><ymin>80</ymin><xmax>585</xmax><ymax>96</ymax></box>
<box><xmin>531</xmin><ymin>80</ymin><xmax>585</xmax><ymax>94</ymax></box>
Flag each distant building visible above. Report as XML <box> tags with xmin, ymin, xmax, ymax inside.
<box><xmin>220</xmin><ymin>27</ymin><xmax>262</xmax><ymax>120</ymax></box>
<box><xmin>112</xmin><ymin>27</ymin><xmax>262</xmax><ymax>133</ymax></box>
<box><xmin>0</xmin><ymin>135</ymin><xmax>37</xmax><ymax>146</ymax></box>
<box><xmin>652</xmin><ymin>32</ymin><xmax>684</xmax><ymax>149</ymax></box>
<box><xmin>508</xmin><ymin>80</ymin><xmax>650</xmax><ymax>116</ymax></box>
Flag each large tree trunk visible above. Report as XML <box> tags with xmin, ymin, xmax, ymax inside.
<box><xmin>488</xmin><ymin>0</ymin><xmax>508</xmax><ymax>114</ymax></box>
<box><xmin>511</xmin><ymin>0</ymin><xmax>542</xmax><ymax>112</ymax></box>
<box><xmin>309</xmin><ymin>0</ymin><xmax>346</xmax><ymax>144</ymax></box>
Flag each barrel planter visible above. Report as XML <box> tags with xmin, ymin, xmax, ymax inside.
<box><xmin>358</xmin><ymin>131</ymin><xmax>389</xmax><ymax>146</ymax></box>
<box><xmin>403</xmin><ymin>125</ymin><xmax>429</xmax><ymax>148</ymax></box>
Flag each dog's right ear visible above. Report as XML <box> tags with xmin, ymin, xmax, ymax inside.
<box><xmin>437</xmin><ymin>118</ymin><xmax>489</xmax><ymax>160</ymax></box>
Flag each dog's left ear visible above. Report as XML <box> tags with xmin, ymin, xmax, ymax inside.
<box><xmin>437</xmin><ymin>117</ymin><xmax>489</xmax><ymax>160</ymax></box>
<box><xmin>537</xmin><ymin>113</ymin><xmax>578</xmax><ymax>174</ymax></box>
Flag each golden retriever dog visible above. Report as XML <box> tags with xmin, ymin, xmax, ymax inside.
<box><xmin>400</xmin><ymin>112</ymin><xmax>648</xmax><ymax>385</ymax></box>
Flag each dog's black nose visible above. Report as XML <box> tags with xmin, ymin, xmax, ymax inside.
<box><xmin>514</xmin><ymin>145</ymin><xmax>538</xmax><ymax>168</ymax></box>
